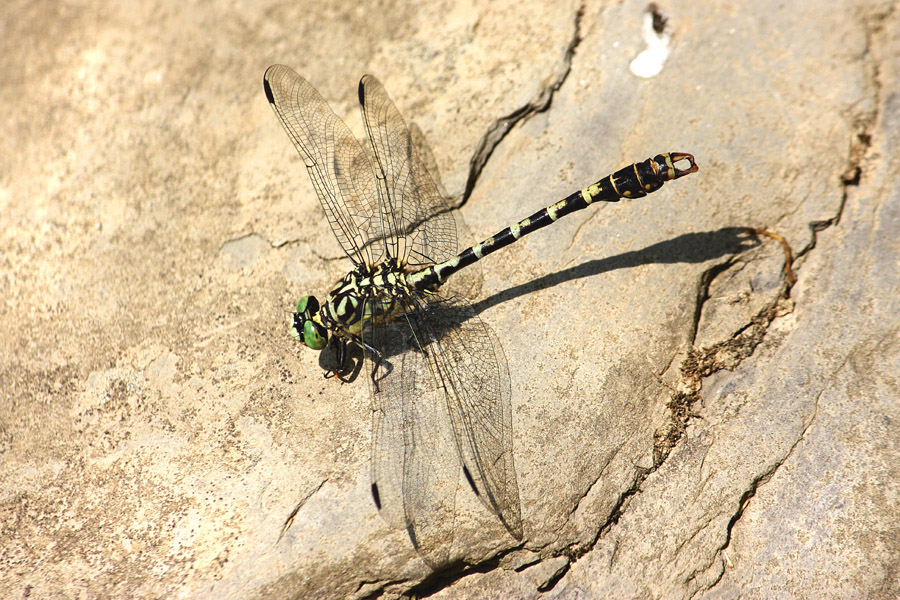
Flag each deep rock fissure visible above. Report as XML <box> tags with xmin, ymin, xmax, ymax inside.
<box><xmin>459</xmin><ymin>4</ymin><xmax>585</xmax><ymax>204</ymax></box>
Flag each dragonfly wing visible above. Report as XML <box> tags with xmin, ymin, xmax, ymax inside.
<box><xmin>408</xmin><ymin>123</ymin><xmax>484</xmax><ymax>300</ymax></box>
<box><xmin>419</xmin><ymin>294</ymin><xmax>523</xmax><ymax>540</ymax></box>
<box><xmin>367</xmin><ymin>309</ymin><xmax>459</xmax><ymax>567</ymax></box>
<box><xmin>263</xmin><ymin>65</ymin><xmax>383</xmax><ymax>264</ymax></box>
<box><xmin>358</xmin><ymin>75</ymin><xmax>458</xmax><ymax>267</ymax></box>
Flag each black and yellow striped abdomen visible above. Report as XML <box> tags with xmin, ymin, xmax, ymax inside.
<box><xmin>410</xmin><ymin>152</ymin><xmax>697</xmax><ymax>291</ymax></box>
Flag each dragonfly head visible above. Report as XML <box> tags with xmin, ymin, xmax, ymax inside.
<box><xmin>291</xmin><ymin>296</ymin><xmax>328</xmax><ymax>350</ymax></box>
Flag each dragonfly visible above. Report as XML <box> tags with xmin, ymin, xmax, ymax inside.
<box><xmin>263</xmin><ymin>64</ymin><xmax>697</xmax><ymax>565</ymax></box>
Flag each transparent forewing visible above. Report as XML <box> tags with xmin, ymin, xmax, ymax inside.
<box><xmin>263</xmin><ymin>65</ymin><xmax>383</xmax><ymax>265</ymax></box>
<box><xmin>407</xmin><ymin>123</ymin><xmax>448</xmax><ymax>201</ymax></box>
<box><xmin>367</xmin><ymin>302</ymin><xmax>459</xmax><ymax>567</ymax></box>
<box><xmin>420</xmin><ymin>295</ymin><xmax>523</xmax><ymax>540</ymax></box>
<box><xmin>359</xmin><ymin>75</ymin><xmax>458</xmax><ymax>266</ymax></box>
<box><xmin>408</xmin><ymin>123</ymin><xmax>482</xmax><ymax>299</ymax></box>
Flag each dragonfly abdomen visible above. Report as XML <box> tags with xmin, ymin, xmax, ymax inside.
<box><xmin>412</xmin><ymin>152</ymin><xmax>697</xmax><ymax>290</ymax></box>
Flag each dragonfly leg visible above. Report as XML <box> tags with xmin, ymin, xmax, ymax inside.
<box><xmin>324</xmin><ymin>338</ymin><xmax>363</xmax><ymax>383</ymax></box>
<box><xmin>323</xmin><ymin>339</ymin><xmax>349</xmax><ymax>380</ymax></box>
<box><xmin>363</xmin><ymin>341</ymin><xmax>389</xmax><ymax>393</ymax></box>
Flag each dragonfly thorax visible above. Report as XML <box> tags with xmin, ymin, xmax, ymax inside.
<box><xmin>293</xmin><ymin>259</ymin><xmax>417</xmax><ymax>352</ymax></box>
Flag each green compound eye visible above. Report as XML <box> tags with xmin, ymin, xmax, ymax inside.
<box><xmin>296</xmin><ymin>296</ymin><xmax>319</xmax><ymax>315</ymax></box>
<box><xmin>291</xmin><ymin>296</ymin><xmax>327</xmax><ymax>349</ymax></box>
<box><xmin>302</xmin><ymin>320</ymin><xmax>328</xmax><ymax>350</ymax></box>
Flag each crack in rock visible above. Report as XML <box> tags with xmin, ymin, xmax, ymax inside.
<box><xmin>461</xmin><ymin>4</ymin><xmax>585</xmax><ymax>203</ymax></box>
<box><xmin>691</xmin><ymin>382</ymin><xmax>826</xmax><ymax>598</ymax></box>
<box><xmin>676</xmin><ymin>74</ymin><xmax>877</xmax><ymax>596</ymax></box>
<box><xmin>277</xmin><ymin>478</ymin><xmax>328</xmax><ymax>543</ymax></box>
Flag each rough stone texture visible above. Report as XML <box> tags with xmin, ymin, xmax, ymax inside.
<box><xmin>1</xmin><ymin>0</ymin><xmax>897</xmax><ymax>599</ymax></box>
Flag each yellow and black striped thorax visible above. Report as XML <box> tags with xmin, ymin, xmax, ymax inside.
<box><xmin>320</xmin><ymin>259</ymin><xmax>416</xmax><ymax>337</ymax></box>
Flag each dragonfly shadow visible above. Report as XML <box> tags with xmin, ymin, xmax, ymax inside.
<box><xmin>469</xmin><ymin>227</ymin><xmax>760</xmax><ymax>314</ymax></box>
<box><xmin>317</xmin><ymin>315</ymin><xmax>431</xmax><ymax>386</ymax></box>
<box><xmin>318</xmin><ymin>338</ymin><xmax>366</xmax><ymax>382</ymax></box>
<box><xmin>314</xmin><ymin>227</ymin><xmax>756</xmax><ymax>384</ymax></box>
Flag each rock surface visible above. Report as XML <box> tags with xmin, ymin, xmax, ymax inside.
<box><xmin>2</xmin><ymin>0</ymin><xmax>897</xmax><ymax>598</ymax></box>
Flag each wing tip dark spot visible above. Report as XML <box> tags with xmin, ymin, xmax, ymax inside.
<box><xmin>263</xmin><ymin>76</ymin><xmax>276</xmax><ymax>105</ymax></box>
<box><xmin>357</xmin><ymin>78</ymin><xmax>366</xmax><ymax>106</ymax></box>
<box><xmin>462</xmin><ymin>465</ymin><xmax>479</xmax><ymax>496</ymax></box>
<box><xmin>370</xmin><ymin>482</ymin><xmax>382</xmax><ymax>509</ymax></box>
<box><xmin>406</xmin><ymin>522</ymin><xmax>421</xmax><ymax>550</ymax></box>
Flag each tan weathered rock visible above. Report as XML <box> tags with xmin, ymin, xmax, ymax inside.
<box><xmin>2</xmin><ymin>0</ymin><xmax>897</xmax><ymax>598</ymax></box>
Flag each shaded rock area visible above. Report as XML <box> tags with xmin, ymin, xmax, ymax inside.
<box><xmin>2</xmin><ymin>0</ymin><xmax>897</xmax><ymax>598</ymax></box>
